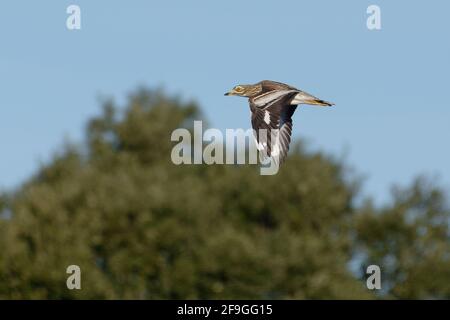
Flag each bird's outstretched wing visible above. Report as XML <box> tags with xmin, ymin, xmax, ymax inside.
<box><xmin>250</xmin><ymin>89</ymin><xmax>299</xmax><ymax>164</ymax></box>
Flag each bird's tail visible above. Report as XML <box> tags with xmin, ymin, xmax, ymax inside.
<box><xmin>291</xmin><ymin>91</ymin><xmax>334</xmax><ymax>106</ymax></box>
<box><xmin>305</xmin><ymin>98</ymin><xmax>334</xmax><ymax>107</ymax></box>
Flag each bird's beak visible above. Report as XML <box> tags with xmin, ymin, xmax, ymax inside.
<box><xmin>224</xmin><ymin>90</ymin><xmax>233</xmax><ymax>96</ymax></box>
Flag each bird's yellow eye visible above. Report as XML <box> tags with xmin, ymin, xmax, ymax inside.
<box><xmin>234</xmin><ymin>86</ymin><xmax>244</xmax><ymax>92</ymax></box>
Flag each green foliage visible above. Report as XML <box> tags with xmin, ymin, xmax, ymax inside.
<box><xmin>0</xmin><ymin>88</ymin><xmax>448</xmax><ymax>299</ymax></box>
<box><xmin>355</xmin><ymin>178</ymin><xmax>450</xmax><ymax>298</ymax></box>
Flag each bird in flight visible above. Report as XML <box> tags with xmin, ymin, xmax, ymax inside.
<box><xmin>225</xmin><ymin>80</ymin><xmax>333</xmax><ymax>165</ymax></box>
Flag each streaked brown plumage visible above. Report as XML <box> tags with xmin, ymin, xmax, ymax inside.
<box><xmin>225</xmin><ymin>80</ymin><xmax>333</xmax><ymax>165</ymax></box>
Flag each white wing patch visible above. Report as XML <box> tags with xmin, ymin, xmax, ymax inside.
<box><xmin>255</xmin><ymin>137</ymin><xmax>266</xmax><ymax>151</ymax></box>
<box><xmin>253</xmin><ymin>90</ymin><xmax>298</xmax><ymax>108</ymax></box>
<box><xmin>264</xmin><ymin>111</ymin><xmax>270</xmax><ymax>124</ymax></box>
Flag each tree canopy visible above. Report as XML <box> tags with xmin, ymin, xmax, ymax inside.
<box><xmin>0</xmin><ymin>88</ymin><xmax>448</xmax><ymax>299</ymax></box>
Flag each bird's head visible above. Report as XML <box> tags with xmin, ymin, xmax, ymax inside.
<box><xmin>224</xmin><ymin>84</ymin><xmax>262</xmax><ymax>98</ymax></box>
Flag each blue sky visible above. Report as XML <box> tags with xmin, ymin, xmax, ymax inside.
<box><xmin>0</xmin><ymin>1</ymin><xmax>449</xmax><ymax>203</ymax></box>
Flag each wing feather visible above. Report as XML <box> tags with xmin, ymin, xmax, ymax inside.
<box><xmin>250</xmin><ymin>90</ymin><xmax>299</xmax><ymax>164</ymax></box>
